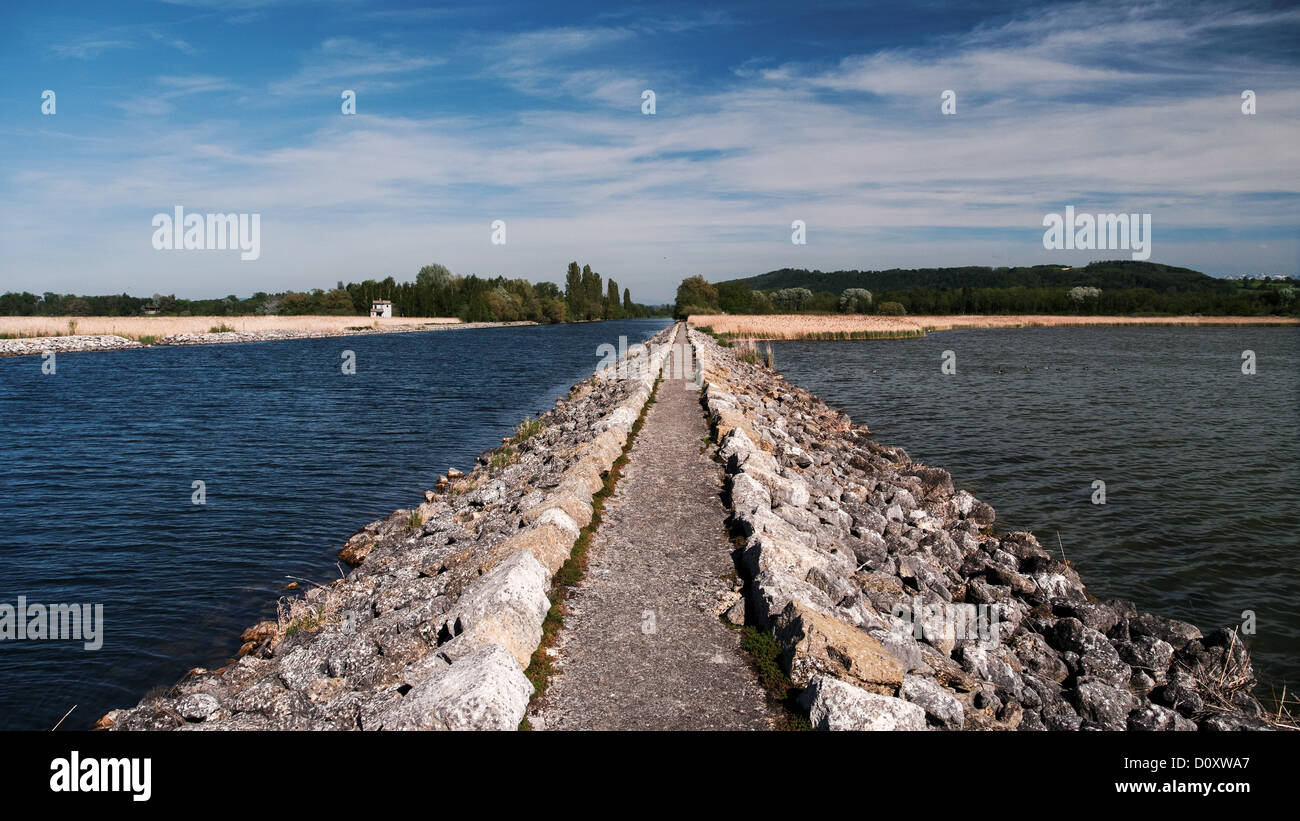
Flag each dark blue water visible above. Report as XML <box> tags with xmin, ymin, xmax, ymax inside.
<box><xmin>774</xmin><ymin>326</ymin><xmax>1300</xmax><ymax>696</ymax></box>
<box><xmin>0</xmin><ymin>318</ymin><xmax>670</xmax><ymax>730</ymax></box>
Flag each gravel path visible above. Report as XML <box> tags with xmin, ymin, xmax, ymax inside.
<box><xmin>531</xmin><ymin>324</ymin><xmax>775</xmax><ymax>730</ymax></box>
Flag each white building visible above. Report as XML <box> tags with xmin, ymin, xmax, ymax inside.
<box><xmin>370</xmin><ymin>299</ymin><xmax>392</xmax><ymax>318</ymax></box>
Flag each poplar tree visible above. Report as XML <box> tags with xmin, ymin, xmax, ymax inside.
<box><xmin>607</xmin><ymin>279</ymin><xmax>622</xmax><ymax>319</ymax></box>
<box><xmin>565</xmin><ymin>262</ymin><xmax>583</xmax><ymax>320</ymax></box>
<box><xmin>580</xmin><ymin>265</ymin><xmax>601</xmax><ymax>320</ymax></box>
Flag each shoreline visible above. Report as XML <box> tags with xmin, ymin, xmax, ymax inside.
<box><xmin>690</xmin><ymin>313</ymin><xmax>1300</xmax><ymax>341</ymax></box>
<box><xmin>0</xmin><ymin>320</ymin><xmax>539</xmax><ymax>358</ymax></box>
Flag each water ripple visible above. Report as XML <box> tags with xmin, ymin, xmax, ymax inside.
<box><xmin>775</xmin><ymin>325</ymin><xmax>1300</xmax><ymax>690</ymax></box>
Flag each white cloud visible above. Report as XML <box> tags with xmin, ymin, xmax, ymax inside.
<box><xmin>48</xmin><ymin>39</ymin><xmax>134</xmax><ymax>59</ymax></box>
<box><xmin>267</xmin><ymin>37</ymin><xmax>445</xmax><ymax>97</ymax></box>
<box><xmin>111</xmin><ymin>74</ymin><xmax>237</xmax><ymax>116</ymax></box>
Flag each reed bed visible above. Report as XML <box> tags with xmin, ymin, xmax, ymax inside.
<box><xmin>0</xmin><ymin>315</ymin><xmax>461</xmax><ymax>341</ymax></box>
<box><xmin>689</xmin><ymin>313</ymin><xmax>1300</xmax><ymax>341</ymax></box>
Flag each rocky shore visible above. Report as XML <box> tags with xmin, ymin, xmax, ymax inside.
<box><xmin>99</xmin><ymin>325</ymin><xmax>671</xmax><ymax>730</ymax></box>
<box><xmin>151</xmin><ymin>320</ymin><xmax>535</xmax><ymax>348</ymax></box>
<box><xmin>0</xmin><ymin>321</ymin><xmax>534</xmax><ymax>358</ymax></box>
<box><xmin>688</xmin><ymin>327</ymin><xmax>1271</xmax><ymax>731</ymax></box>
<box><xmin>0</xmin><ymin>334</ymin><xmax>142</xmax><ymax>356</ymax></box>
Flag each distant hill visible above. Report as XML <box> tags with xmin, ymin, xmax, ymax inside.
<box><xmin>720</xmin><ymin>261</ymin><xmax>1233</xmax><ymax>295</ymax></box>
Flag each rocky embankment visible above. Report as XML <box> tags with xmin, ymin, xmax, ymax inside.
<box><xmin>99</xmin><ymin>326</ymin><xmax>671</xmax><ymax>730</ymax></box>
<box><xmin>689</xmin><ymin>327</ymin><xmax>1271</xmax><ymax>731</ymax></box>
<box><xmin>0</xmin><ymin>335</ymin><xmax>141</xmax><ymax>356</ymax></box>
<box><xmin>153</xmin><ymin>321</ymin><xmax>534</xmax><ymax>348</ymax></box>
<box><xmin>0</xmin><ymin>321</ymin><xmax>536</xmax><ymax>357</ymax></box>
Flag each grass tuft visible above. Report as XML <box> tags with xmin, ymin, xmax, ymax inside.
<box><xmin>406</xmin><ymin>509</ymin><xmax>424</xmax><ymax>532</ymax></box>
<box><xmin>490</xmin><ymin>446</ymin><xmax>518</xmax><ymax>471</ymax></box>
<box><xmin>732</xmin><ymin>626</ymin><xmax>811</xmax><ymax>730</ymax></box>
<box><xmin>284</xmin><ymin>609</ymin><xmax>329</xmax><ymax>637</ymax></box>
<box><xmin>513</xmin><ymin>416</ymin><xmax>545</xmax><ymax>443</ymax></box>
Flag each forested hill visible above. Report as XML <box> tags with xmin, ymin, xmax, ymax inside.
<box><xmin>722</xmin><ymin>261</ymin><xmax>1230</xmax><ymax>294</ymax></box>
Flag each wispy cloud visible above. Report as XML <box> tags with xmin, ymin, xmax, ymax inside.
<box><xmin>48</xmin><ymin>38</ymin><xmax>134</xmax><ymax>59</ymax></box>
<box><xmin>761</xmin><ymin>0</ymin><xmax>1300</xmax><ymax>105</ymax></box>
<box><xmin>149</xmin><ymin>32</ymin><xmax>199</xmax><ymax>56</ymax></box>
<box><xmin>112</xmin><ymin>74</ymin><xmax>236</xmax><ymax>116</ymax></box>
<box><xmin>267</xmin><ymin>37</ymin><xmax>444</xmax><ymax>96</ymax></box>
<box><xmin>49</xmin><ymin>26</ymin><xmax>201</xmax><ymax>60</ymax></box>
<box><xmin>481</xmin><ymin>25</ymin><xmax>648</xmax><ymax>104</ymax></box>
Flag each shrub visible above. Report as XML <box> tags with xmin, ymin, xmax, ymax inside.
<box><xmin>838</xmin><ymin>288</ymin><xmax>873</xmax><ymax>313</ymax></box>
<box><xmin>1067</xmin><ymin>286</ymin><xmax>1102</xmax><ymax>304</ymax></box>
<box><xmin>674</xmin><ymin>276</ymin><xmax>719</xmax><ymax>318</ymax></box>
<box><xmin>771</xmin><ymin>288</ymin><xmax>813</xmax><ymax>312</ymax></box>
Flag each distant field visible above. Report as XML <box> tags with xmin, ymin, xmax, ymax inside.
<box><xmin>0</xmin><ymin>315</ymin><xmax>461</xmax><ymax>340</ymax></box>
<box><xmin>689</xmin><ymin>313</ymin><xmax>1300</xmax><ymax>340</ymax></box>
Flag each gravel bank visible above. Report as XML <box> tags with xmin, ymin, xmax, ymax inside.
<box><xmin>0</xmin><ymin>335</ymin><xmax>142</xmax><ymax>356</ymax></box>
<box><xmin>0</xmin><ymin>321</ymin><xmax>536</xmax><ymax>357</ymax></box>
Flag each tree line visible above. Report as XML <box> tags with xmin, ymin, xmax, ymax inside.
<box><xmin>674</xmin><ymin>262</ymin><xmax>1297</xmax><ymax>317</ymax></box>
<box><xmin>0</xmin><ymin>262</ymin><xmax>669</xmax><ymax>323</ymax></box>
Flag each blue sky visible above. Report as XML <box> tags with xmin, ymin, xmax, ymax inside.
<box><xmin>1</xmin><ymin>0</ymin><xmax>1298</xmax><ymax>303</ymax></box>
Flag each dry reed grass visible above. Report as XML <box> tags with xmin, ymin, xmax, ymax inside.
<box><xmin>689</xmin><ymin>313</ymin><xmax>1300</xmax><ymax>340</ymax></box>
<box><xmin>0</xmin><ymin>315</ymin><xmax>460</xmax><ymax>341</ymax></box>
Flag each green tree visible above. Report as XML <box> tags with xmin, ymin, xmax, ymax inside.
<box><xmin>565</xmin><ymin>262</ymin><xmax>584</xmax><ymax>320</ymax></box>
<box><xmin>606</xmin><ymin>279</ymin><xmax>622</xmax><ymax>319</ymax></box>
<box><xmin>319</xmin><ymin>288</ymin><xmax>355</xmax><ymax>315</ymax></box>
<box><xmin>64</xmin><ymin>297</ymin><xmax>91</xmax><ymax>316</ymax></box>
<box><xmin>581</xmin><ymin>265</ymin><xmax>602</xmax><ymax>320</ymax></box>
<box><xmin>542</xmin><ymin>296</ymin><xmax>567</xmax><ymax>323</ymax></box>
<box><xmin>771</xmin><ymin>287</ymin><xmax>813</xmax><ymax>311</ymax></box>
<box><xmin>717</xmin><ymin>281</ymin><xmax>753</xmax><ymax>314</ymax></box>
<box><xmin>838</xmin><ymin>288</ymin><xmax>873</xmax><ymax>313</ymax></box>
<box><xmin>674</xmin><ymin>275</ymin><xmax>719</xmax><ymax>318</ymax></box>
<box><xmin>417</xmin><ymin>264</ymin><xmax>452</xmax><ymax>290</ymax></box>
